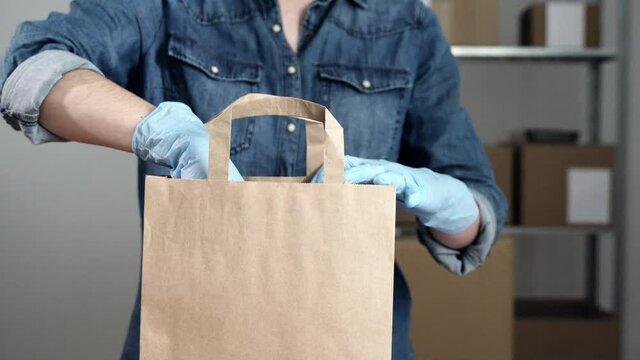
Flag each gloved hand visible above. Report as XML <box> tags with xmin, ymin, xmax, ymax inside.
<box><xmin>312</xmin><ymin>156</ymin><xmax>478</xmax><ymax>234</ymax></box>
<box><xmin>132</xmin><ymin>102</ymin><xmax>243</xmax><ymax>181</ymax></box>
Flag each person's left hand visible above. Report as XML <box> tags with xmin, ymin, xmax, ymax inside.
<box><xmin>312</xmin><ymin>156</ymin><xmax>479</xmax><ymax>234</ymax></box>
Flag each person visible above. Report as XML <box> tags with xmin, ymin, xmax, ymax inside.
<box><xmin>0</xmin><ymin>0</ymin><xmax>507</xmax><ymax>358</ymax></box>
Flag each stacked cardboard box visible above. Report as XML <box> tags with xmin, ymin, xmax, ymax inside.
<box><xmin>428</xmin><ymin>0</ymin><xmax>499</xmax><ymax>45</ymax></box>
<box><xmin>519</xmin><ymin>145</ymin><xmax>614</xmax><ymax>226</ymax></box>
<box><xmin>395</xmin><ymin>236</ymin><xmax>514</xmax><ymax>360</ymax></box>
<box><xmin>486</xmin><ymin>146</ymin><xmax>515</xmax><ymax>223</ymax></box>
<box><xmin>521</xmin><ymin>3</ymin><xmax>601</xmax><ymax>48</ymax></box>
<box><xmin>516</xmin><ymin>300</ymin><xmax>619</xmax><ymax>360</ymax></box>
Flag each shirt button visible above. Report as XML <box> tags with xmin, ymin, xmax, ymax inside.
<box><xmin>287</xmin><ymin>122</ymin><xmax>297</xmax><ymax>133</ymax></box>
<box><xmin>210</xmin><ymin>65</ymin><xmax>220</xmax><ymax>75</ymax></box>
<box><xmin>272</xmin><ymin>24</ymin><xmax>282</xmax><ymax>33</ymax></box>
<box><xmin>287</xmin><ymin>66</ymin><xmax>297</xmax><ymax>75</ymax></box>
<box><xmin>362</xmin><ymin>79</ymin><xmax>372</xmax><ymax>89</ymax></box>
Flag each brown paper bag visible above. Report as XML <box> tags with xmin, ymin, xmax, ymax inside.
<box><xmin>140</xmin><ymin>94</ymin><xmax>396</xmax><ymax>359</ymax></box>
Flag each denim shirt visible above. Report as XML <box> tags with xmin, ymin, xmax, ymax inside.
<box><xmin>1</xmin><ymin>0</ymin><xmax>507</xmax><ymax>359</ymax></box>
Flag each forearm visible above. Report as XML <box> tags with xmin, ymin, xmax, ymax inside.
<box><xmin>430</xmin><ymin>213</ymin><xmax>480</xmax><ymax>250</ymax></box>
<box><xmin>40</xmin><ymin>69</ymin><xmax>155</xmax><ymax>152</ymax></box>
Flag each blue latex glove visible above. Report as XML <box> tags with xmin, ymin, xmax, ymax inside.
<box><xmin>312</xmin><ymin>156</ymin><xmax>478</xmax><ymax>234</ymax></box>
<box><xmin>132</xmin><ymin>102</ymin><xmax>243</xmax><ymax>181</ymax></box>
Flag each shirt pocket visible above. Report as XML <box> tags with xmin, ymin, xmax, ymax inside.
<box><xmin>166</xmin><ymin>35</ymin><xmax>262</xmax><ymax>155</ymax></box>
<box><xmin>317</xmin><ymin>64</ymin><xmax>412</xmax><ymax>159</ymax></box>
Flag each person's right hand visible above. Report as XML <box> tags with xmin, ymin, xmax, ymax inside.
<box><xmin>131</xmin><ymin>102</ymin><xmax>243</xmax><ymax>181</ymax></box>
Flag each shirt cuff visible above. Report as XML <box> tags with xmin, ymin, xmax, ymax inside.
<box><xmin>0</xmin><ymin>50</ymin><xmax>103</xmax><ymax>144</ymax></box>
<box><xmin>417</xmin><ymin>190</ymin><xmax>499</xmax><ymax>276</ymax></box>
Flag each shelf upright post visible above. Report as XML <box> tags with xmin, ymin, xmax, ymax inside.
<box><xmin>587</xmin><ymin>61</ymin><xmax>603</xmax><ymax>144</ymax></box>
<box><xmin>584</xmin><ymin>60</ymin><xmax>601</xmax><ymax>307</ymax></box>
<box><xmin>585</xmin><ymin>232</ymin><xmax>599</xmax><ymax>308</ymax></box>
<box><xmin>584</xmin><ymin>0</ymin><xmax>604</xmax><ymax>310</ymax></box>
<box><xmin>614</xmin><ymin>0</ymin><xmax>631</xmax><ymax>343</ymax></box>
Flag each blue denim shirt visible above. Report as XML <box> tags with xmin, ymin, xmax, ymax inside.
<box><xmin>1</xmin><ymin>0</ymin><xmax>507</xmax><ymax>359</ymax></box>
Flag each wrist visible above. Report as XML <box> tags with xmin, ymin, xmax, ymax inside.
<box><xmin>429</xmin><ymin>213</ymin><xmax>481</xmax><ymax>250</ymax></box>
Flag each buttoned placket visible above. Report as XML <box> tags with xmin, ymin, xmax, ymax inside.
<box><xmin>268</xmin><ymin>1</ymin><xmax>331</xmax><ymax>176</ymax></box>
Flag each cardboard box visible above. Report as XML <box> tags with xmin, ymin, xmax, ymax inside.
<box><xmin>516</xmin><ymin>318</ymin><xmax>619</xmax><ymax>360</ymax></box>
<box><xmin>395</xmin><ymin>236</ymin><xmax>514</xmax><ymax>360</ymax></box>
<box><xmin>519</xmin><ymin>145</ymin><xmax>614</xmax><ymax>226</ymax></box>
<box><xmin>486</xmin><ymin>146</ymin><xmax>515</xmax><ymax>224</ymax></box>
<box><xmin>515</xmin><ymin>300</ymin><xmax>619</xmax><ymax>360</ymax></box>
<box><xmin>396</xmin><ymin>209</ymin><xmax>415</xmax><ymax>225</ymax></box>
<box><xmin>521</xmin><ymin>3</ymin><xmax>600</xmax><ymax>48</ymax></box>
<box><xmin>430</xmin><ymin>0</ymin><xmax>499</xmax><ymax>45</ymax></box>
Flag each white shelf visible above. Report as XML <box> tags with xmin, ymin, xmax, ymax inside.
<box><xmin>502</xmin><ymin>226</ymin><xmax>614</xmax><ymax>237</ymax></box>
<box><xmin>452</xmin><ymin>46</ymin><xmax>617</xmax><ymax>62</ymax></box>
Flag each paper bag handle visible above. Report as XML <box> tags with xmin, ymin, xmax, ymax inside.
<box><xmin>206</xmin><ymin>94</ymin><xmax>345</xmax><ymax>184</ymax></box>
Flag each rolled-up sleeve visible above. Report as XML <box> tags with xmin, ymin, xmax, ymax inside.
<box><xmin>0</xmin><ymin>50</ymin><xmax>102</xmax><ymax>144</ymax></box>
<box><xmin>418</xmin><ymin>191</ymin><xmax>499</xmax><ymax>275</ymax></box>
<box><xmin>399</xmin><ymin>7</ymin><xmax>508</xmax><ymax>275</ymax></box>
<box><xmin>0</xmin><ymin>0</ymin><xmax>163</xmax><ymax>143</ymax></box>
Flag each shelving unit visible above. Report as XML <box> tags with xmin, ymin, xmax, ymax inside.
<box><xmin>452</xmin><ymin>45</ymin><xmax>618</xmax><ymax>356</ymax></box>
<box><xmin>454</xmin><ymin>44</ymin><xmax>617</xmax><ymax>308</ymax></box>
<box><xmin>449</xmin><ymin>0</ymin><xmax>631</xmax><ymax>357</ymax></box>
<box><xmin>393</xmin><ymin>1</ymin><xmax>632</xmax><ymax>358</ymax></box>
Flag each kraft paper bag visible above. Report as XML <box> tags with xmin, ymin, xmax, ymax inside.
<box><xmin>140</xmin><ymin>94</ymin><xmax>396</xmax><ymax>359</ymax></box>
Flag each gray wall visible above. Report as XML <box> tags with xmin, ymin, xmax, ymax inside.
<box><xmin>0</xmin><ymin>0</ymin><xmax>638</xmax><ymax>359</ymax></box>
<box><xmin>0</xmin><ymin>2</ymin><xmax>140</xmax><ymax>359</ymax></box>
